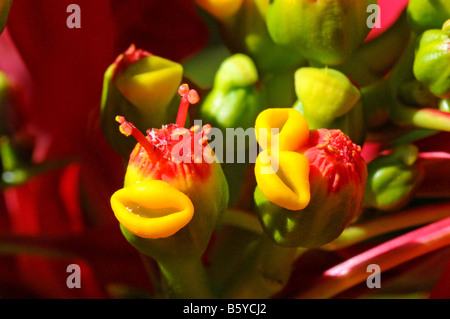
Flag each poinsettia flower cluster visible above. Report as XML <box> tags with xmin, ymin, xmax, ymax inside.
<box><xmin>1</xmin><ymin>0</ymin><xmax>450</xmax><ymax>300</ymax></box>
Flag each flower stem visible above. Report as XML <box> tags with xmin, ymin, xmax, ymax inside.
<box><xmin>139</xmin><ymin>253</ymin><xmax>164</xmax><ymax>298</ymax></box>
<box><xmin>221</xmin><ymin>234</ymin><xmax>299</xmax><ymax>299</ymax></box>
<box><xmin>390</xmin><ymin>104</ymin><xmax>450</xmax><ymax>132</ymax></box>
<box><xmin>220</xmin><ymin>208</ymin><xmax>263</xmax><ymax>235</ymax></box>
<box><xmin>295</xmin><ymin>216</ymin><xmax>450</xmax><ymax>299</ymax></box>
<box><xmin>324</xmin><ymin>202</ymin><xmax>450</xmax><ymax>251</ymax></box>
<box><xmin>382</xmin><ymin>32</ymin><xmax>450</xmax><ymax>132</ymax></box>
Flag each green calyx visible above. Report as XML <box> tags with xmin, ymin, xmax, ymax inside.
<box><xmin>363</xmin><ymin>144</ymin><xmax>424</xmax><ymax>212</ymax></box>
<box><xmin>266</xmin><ymin>0</ymin><xmax>375</xmax><ymax>65</ymax></box>
<box><xmin>413</xmin><ymin>23</ymin><xmax>450</xmax><ymax>99</ymax></box>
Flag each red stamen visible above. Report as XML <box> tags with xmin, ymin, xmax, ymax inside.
<box><xmin>115</xmin><ymin>116</ymin><xmax>155</xmax><ymax>157</ymax></box>
<box><xmin>176</xmin><ymin>84</ymin><xmax>200</xmax><ymax>128</ymax></box>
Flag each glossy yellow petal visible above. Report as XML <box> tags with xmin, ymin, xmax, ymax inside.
<box><xmin>255</xmin><ymin>108</ymin><xmax>309</xmax><ymax>153</ymax></box>
<box><xmin>110</xmin><ymin>180</ymin><xmax>194</xmax><ymax>239</ymax></box>
<box><xmin>255</xmin><ymin>150</ymin><xmax>310</xmax><ymax>211</ymax></box>
<box><xmin>196</xmin><ymin>0</ymin><xmax>243</xmax><ymax>21</ymax></box>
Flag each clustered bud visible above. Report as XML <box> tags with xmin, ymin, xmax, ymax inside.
<box><xmin>254</xmin><ymin>109</ymin><xmax>367</xmax><ymax>248</ymax></box>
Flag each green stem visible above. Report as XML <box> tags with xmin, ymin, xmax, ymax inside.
<box><xmin>139</xmin><ymin>253</ymin><xmax>165</xmax><ymax>298</ymax></box>
<box><xmin>390</xmin><ymin>103</ymin><xmax>450</xmax><ymax>132</ymax></box>
<box><xmin>295</xmin><ymin>216</ymin><xmax>450</xmax><ymax>299</ymax></box>
<box><xmin>221</xmin><ymin>208</ymin><xmax>263</xmax><ymax>235</ymax></box>
<box><xmin>361</xmin><ymin>80</ymin><xmax>391</xmax><ymax>129</ymax></box>
<box><xmin>158</xmin><ymin>256</ymin><xmax>215</xmax><ymax>299</ymax></box>
<box><xmin>381</xmin><ymin>32</ymin><xmax>450</xmax><ymax>132</ymax></box>
<box><xmin>324</xmin><ymin>202</ymin><xmax>450</xmax><ymax>251</ymax></box>
<box><xmin>222</xmin><ymin>234</ymin><xmax>299</xmax><ymax>299</ymax></box>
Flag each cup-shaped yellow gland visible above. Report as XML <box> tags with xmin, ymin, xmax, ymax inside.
<box><xmin>111</xmin><ymin>180</ymin><xmax>194</xmax><ymax>239</ymax></box>
<box><xmin>255</xmin><ymin>150</ymin><xmax>310</xmax><ymax>211</ymax></box>
<box><xmin>255</xmin><ymin>108</ymin><xmax>309</xmax><ymax>153</ymax></box>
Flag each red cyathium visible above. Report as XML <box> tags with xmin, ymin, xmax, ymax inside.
<box><xmin>116</xmin><ymin>84</ymin><xmax>213</xmax><ymax>185</ymax></box>
<box><xmin>301</xmin><ymin>129</ymin><xmax>366</xmax><ymax>194</ymax></box>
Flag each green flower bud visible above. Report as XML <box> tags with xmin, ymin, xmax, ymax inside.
<box><xmin>407</xmin><ymin>0</ymin><xmax>450</xmax><ymax>34</ymax></box>
<box><xmin>294</xmin><ymin>67</ymin><xmax>365</xmax><ymax>144</ymax></box>
<box><xmin>363</xmin><ymin>144</ymin><xmax>424</xmax><ymax>212</ymax></box>
<box><xmin>101</xmin><ymin>45</ymin><xmax>183</xmax><ymax>157</ymax></box>
<box><xmin>0</xmin><ymin>0</ymin><xmax>12</xmax><ymax>35</ymax></box>
<box><xmin>200</xmin><ymin>54</ymin><xmax>265</xmax><ymax>130</ymax></box>
<box><xmin>220</xmin><ymin>0</ymin><xmax>304</xmax><ymax>73</ymax></box>
<box><xmin>266</xmin><ymin>0</ymin><xmax>375</xmax><ymax>65</ymax></box>
<box><xmin>413</xmin><ymin>22</ymin><xmax>450</xmax><ymax>98</ymax></box>
<box><xmin>199</xmin><ymin>54</ymin><xmax>265</xmax><ymax>205</ymax></box>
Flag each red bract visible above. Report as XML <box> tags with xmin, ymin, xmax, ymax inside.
<box><xmin>0</xmin><ymin>0</ymin><xmax>209</xmax><ymax>298</ymax></box>
<box><xmin>366</xmin><ymin>0</ymin><xmax>410</xmax><ymax>41</ymax></box>
<box><xmin>4</xmin><ymin>0</ymin><xmax>208</xmax><ymax>160</ymax></box>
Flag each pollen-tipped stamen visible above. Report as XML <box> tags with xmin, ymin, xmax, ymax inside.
<box><xmin>115</xmin><ymin>116</ymin><xmax>155</xmax><ymax>158</ymax></box>
<box><xmin>176</xmin><ymin>84</ymin><xmax>200</xmax><ymax>128</ymax></box>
